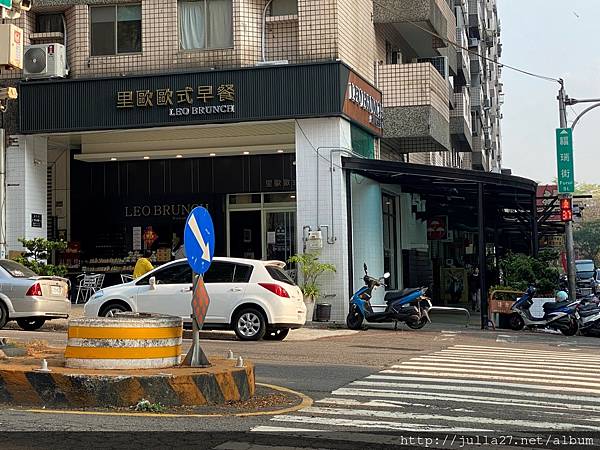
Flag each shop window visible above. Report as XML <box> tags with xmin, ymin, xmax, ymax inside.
<box><xmin>36</xmin><ymin>13</ymin><xmax>65</xmax><ymax>33</ymax></box>
<box><xmin>178</xmin><ymin>0</ymin><xmax>233</xmax><ymax>50</ymax></box>
<box><xmin>351</xmin><ymin>124</ymin><xmax>374</xmax><ymax>159</ymax></box>
<box><xmin>264</xmin><ymin>193</ymin><xmax>296</xmax><ymax>203</ymax></box>
<box><xmin>90</xmin><ymin>4</ymin><xmax>142</xmax><ymax>56</ymax></box>
<box><xmin>271</xmin><ymin>0</ymin><xmax>298</xmax><ymax>16</ymax></box>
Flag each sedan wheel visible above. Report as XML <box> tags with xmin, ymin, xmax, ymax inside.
<box><xmin>233</xmin><ymin>308</ymin><xmax>266</xmax><ymax>341</ymax></box>
<box><xmin>100</xmin><ymin>303</ymin><xmax>129</xmax><ymax>318</ymax></box>
<box><xmin>16</xmin><ymin>318</ymin><xmax>46</xmax><ymax>331</ymax></box>
<box><xmin>0</xmin><ymin>303</ymin><xmax>7</xmax><ymax>329</ymax></box>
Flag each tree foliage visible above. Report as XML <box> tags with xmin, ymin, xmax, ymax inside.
<box><xmin>288</xmin><ymin>253</ymin><xmax>336</xmax><ymax>301</ymax></box>
<box><xmin>499</xmin><ymin>250</ymin><xmax>561</xmax><ymax>295</ymax></box>
<box><xmin>14</xmin><ymin>237</ymin><xmax>68</xmax><ymax>277</ymax></box>
<box><xmin>574</xmin><ymin>220</ymin><xmax>600</xmax><ymax>262</ymax></box>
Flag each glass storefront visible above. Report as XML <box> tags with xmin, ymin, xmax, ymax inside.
<box><xmin>66</xmin><ymin>153</ymin><xmax>296</xmax><ymax>286</ymax></box>
<box><xmin>227</xmin><ymin>193</ymin><xmax>297</xmax><ymax>263</ymax></box>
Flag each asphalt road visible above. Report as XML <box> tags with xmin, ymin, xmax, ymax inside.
<box><xmin>2</xmin><ymin>325</ymin><xmax>600</xmax><ymax>449</ymax></box>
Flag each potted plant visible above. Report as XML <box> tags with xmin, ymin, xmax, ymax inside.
<box><xmin>288</xmin><ymin>253</ymin><xmax>336</xmax><ymax>321</ymax></box>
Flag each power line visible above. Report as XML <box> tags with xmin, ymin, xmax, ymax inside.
<box><xmin>371</xmin><ymin>0</ymin><xmax>560</xmax><ymax>84</ymax></box>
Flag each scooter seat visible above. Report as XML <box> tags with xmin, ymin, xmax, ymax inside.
<box><xmin>542</xmin><ymin>300</ymin><xmax>570</xmax><ymax>312</ymax></box>
<box><xmin>580</xmin><ymin>308</ymin><xmax>600</xmax><ymax>318</ymax></box>
<box><xmin>385</xmin><ymin>288</ymin><xmax>420</xmax><ymax>303</ymax></box>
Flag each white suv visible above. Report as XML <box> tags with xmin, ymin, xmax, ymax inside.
<box><xmin>84</xmin><ymin>257</ymin><xmax>306</xmax><ymax>341</ymax></box>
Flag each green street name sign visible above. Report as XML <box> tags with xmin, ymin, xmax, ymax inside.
<box><xmin>0</xmin><ymin>0</ymin><xmax>11</xmax><ymax>10</ymax></box>
<box><xmin>556</xmin><ymin>127</ymin><xmax>574</xmax><ymax>193</ymax></box>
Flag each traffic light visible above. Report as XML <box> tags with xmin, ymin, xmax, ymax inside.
<box><xmin>560</xmin><ymin>197</ymin><xmax>573</xmax><ymax>222</ymax></box>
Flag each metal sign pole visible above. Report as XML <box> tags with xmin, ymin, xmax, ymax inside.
<box><xmin>182</xmin><ymin>273</ymin><xmax>210</xmax><ymax>367</ymax></box>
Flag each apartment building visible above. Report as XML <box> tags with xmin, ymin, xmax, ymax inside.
<box><xmin>0</xmin><ymin>0</ymin><xmax>522</xmax><ymax>321</ymax></box>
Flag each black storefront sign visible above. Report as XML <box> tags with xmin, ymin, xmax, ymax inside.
<box><xmin>19</xmin><ymin>61</ymin><xmax>376</xmax><ymax>134</ymax></box>
<box><xmin>31</xmin><ymin>213</ymin><xmax>42</xmax><ymax>228</ymax></box>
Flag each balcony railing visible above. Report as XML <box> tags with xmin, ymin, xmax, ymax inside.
<box><xmin>379</xmin><ymin>62</ymin><xmax>449</xmax><ymax>121</ymax></box>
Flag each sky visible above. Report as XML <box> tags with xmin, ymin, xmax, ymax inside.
<box><xmin>499</xmin><ymin>0</ymin><xmax>600</xmax><ymax>184</ymax></box>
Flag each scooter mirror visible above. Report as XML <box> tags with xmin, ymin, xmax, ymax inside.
<box><xmin>383</xmin><ymin>272</ymin><xmax>391</xmax><ymax>279</ymax></box>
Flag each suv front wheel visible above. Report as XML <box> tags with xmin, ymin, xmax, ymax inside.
<box><xmin>233</xmin><ymin>307</ymin><xmax>267</xmax><ymax>341</ymax></box>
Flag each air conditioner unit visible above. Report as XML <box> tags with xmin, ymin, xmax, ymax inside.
<box><xmin>23</xmin><ymin>43</ymin><xmax>68</xmax><ymax>79</ymax></box>
<box><xmin>468</xmin><ymin>38</ymin><xmax>479</xmax><ymax>48</ymax></box>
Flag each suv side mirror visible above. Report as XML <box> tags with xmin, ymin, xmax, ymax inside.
<box><xmin>149</xmin><ymin>276</ymin><xmax>157</xmax><ymax>289</ymax></box>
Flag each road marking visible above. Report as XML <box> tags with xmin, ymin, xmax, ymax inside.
<box><xmin>438</xmin><ymin>350</ymin><xmax>600</xmax><ymax>364</ymax></box>
<box><xmin>414</xmin><ymin>355</ymin><xmax>600</xmax><ymax>371</ymax></box>
<box><xmin>326</xmin><ymin>389</ymin><xmax>600</xmax><ymax>412</ymax></box>
<box><xmin>380</xmin><ymin>369</ymin><xmax>600</xmax><ymax>389</ymax></box>
<box><xmin>271</xmin><ymin>415</ymin><xmax>493</xmax><ymax>433</ymax></box>
<box><xmin>356</xmin><ymin>378</ymin><xmax>600</xmax><ymax>401</ymax></box>
<box><xmin>296</xmin><ymin>406</ymin><xmax>600</xmax><ymax>431</ymax></box>
<box><xmin>392</xmin><ymin>364</ymin><xmax>600</xmax><ymax>382</ymax></box>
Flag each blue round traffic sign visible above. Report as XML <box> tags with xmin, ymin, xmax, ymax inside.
<box><xmin>184</xmin><ymin>206</ymin><xmax>215</xmax><ymax>275</ymax></box>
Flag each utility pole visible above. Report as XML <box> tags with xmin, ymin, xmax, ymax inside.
<box><xmin>557</xmin><ymin>81</ymin><xmax>577</xmax><ymax>301</ymax></box>
<box><xmin>557</xmin><ymin>80</ymin><xmax>600</xmax><ymax>301</ymax></box>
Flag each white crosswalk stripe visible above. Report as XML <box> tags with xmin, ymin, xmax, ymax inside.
<box><xmin>251</xmin><ymin>344</ymin><xmax>600</xmax><ymax>441</ymax></box>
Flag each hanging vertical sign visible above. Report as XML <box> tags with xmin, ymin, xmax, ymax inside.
<box><xmin>556</xmin><ymin>128</ymin><xmax>574</xmax><ymax>193</ymax></box>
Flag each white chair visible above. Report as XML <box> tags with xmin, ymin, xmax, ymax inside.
<box><xmin>75</xmin><ymin>274</ymin><xmax>104</xmax><ymax>304</ymax></box>
<box><xmin>120</xmin><ymin>274</ymin><xmax>134</xmax><ymax>284</ymax></box>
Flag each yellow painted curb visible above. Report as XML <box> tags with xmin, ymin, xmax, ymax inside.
<box><xmin>68</xmin><ymin>326</ymin><xmax>182</xmax><ymax>339</ymax></box>
<box><xmin>64</xmin><ymin>345</ymin><xmax>182</xmax><ymax>359</ymax></box>
<box><xmin>19</xmin><ymin>382</ymin><xmax>312</xmax><ymax>418</ymax></box>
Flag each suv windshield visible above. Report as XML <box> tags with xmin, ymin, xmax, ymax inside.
<box><xmin>266</xmin><ymin>266</ymin><xmax>296</xmax><ymax>286</ymax></box>
<box><xmin>0</xmin><ymin>260</ymin><xmax>37</xmax><ymax>278</ymax></box>
<box><xmin>576</xmin><ymin>261</ymin><xmax>595</xmax><ymax>277</ymax></box>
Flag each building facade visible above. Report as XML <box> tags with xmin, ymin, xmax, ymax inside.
<box><xmin>1</xmin><ymin>0</ymin><xmax>510</xmax><ymax>322</ymax></box>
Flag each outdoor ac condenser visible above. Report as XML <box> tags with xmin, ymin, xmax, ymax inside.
<box><xmin>23</xmin><ymin>43</ymin><xmax>68</xmax><ymax>79</ymax></box>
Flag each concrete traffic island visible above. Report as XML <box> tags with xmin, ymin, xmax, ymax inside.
<box><xmin>0</xmin><ymin>313</ymin><xmax>255</xmax><ymax>408</ymax></box>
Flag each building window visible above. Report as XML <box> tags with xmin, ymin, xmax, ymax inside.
<box><xmin>90</xmin><ymin>4</ymin><xmax>142</xmax><ymax>56</ymax></box>
<box><xmin>36</xmin><ymin>13</ymin><xmax>65</xmax><ymax>33</ymax></box>
<box><xmin>271</xmin><ymin>0</ymin><xmax>298</xmax><ymax>16</ymax></box>
<box><xmin>351</xmin><ymin>124</ymin><xmax>374</xmax><ymax>159</ymax></box>
<box><xmin>178</xmin><ymin>0</ymin><xmax>233</xmax><ymax>50</ymax></box>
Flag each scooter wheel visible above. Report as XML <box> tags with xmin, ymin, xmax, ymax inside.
<box><xmin>560</xmin><ymin>317</ymin><xmax>578</xmax><ymax>337</ymax></box>
<box><xmin>406</xmin><ymin>317</ymin><xmax>428</xmax><ymax>330</ymax></box>
<box><xmin>346</xmin><ymin>307</ymin><xmax>364</xmax><ymax>330</ymax></box>
<box><xmin>508</xmin><ymin>313</ymin><xmax>525</xmax><ymax>331</ymax></box>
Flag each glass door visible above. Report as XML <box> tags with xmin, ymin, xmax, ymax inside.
<box><xmin>265</xmin><ymin>211</ymin><xmax>296</xmax><ymax>262</ymax></box>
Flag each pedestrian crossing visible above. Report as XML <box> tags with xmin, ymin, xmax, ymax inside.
<box><xmin>250</xmin><ymin>344</ymin><xmax>600</xmax><ymax>440</ymax></box>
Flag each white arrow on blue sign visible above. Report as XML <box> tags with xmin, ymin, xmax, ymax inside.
<box><xmin>184</xmin><ymin>206</ymin><xmax>215</xmax><ymax>275</ymax></box>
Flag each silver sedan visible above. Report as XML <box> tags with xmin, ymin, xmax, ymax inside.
<box><xmin>0</xmin><ymin>259</ymin><xmax>70</xmax><ymax>330</ymax></box>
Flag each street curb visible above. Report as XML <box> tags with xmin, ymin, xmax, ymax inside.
<box><xmin>0</xmin><ymin>359</ymin><xmax>255</xmax><ymax>408</ymax></box>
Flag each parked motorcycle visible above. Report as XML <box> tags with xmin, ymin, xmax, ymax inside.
<box><xmin>576</xmin><ymin>295</ymin><xmax>600</xmax><ymax>336</ymax></box>
<box><xmin>346</xmin><ymin>263</ymin><xmax>432</xmax><ymax>330</ymax></box>
<box><xmin>508</xmin><ymin>286</ymin><xmax>580</xmax><ymax>336</ymax></box>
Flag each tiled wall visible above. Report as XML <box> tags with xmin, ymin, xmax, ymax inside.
<box><xmin>1</xmin><ymin>0</ymin><xmax>376</xmax><ymax>82</ymax></box>
<box><xmin>5</xmin><ymin>136</ymin><xmax>48</xmax><ymax>252</ymax></box>
<box><xmin>295</xmin><ymin>117</ymin><xmax>351</xmax><ymax>322</ymax></box>
<box><xmin>379</xmin><ymin>63</ymin><xmax>449</xmax><ymax>121</ymax></box>
<box><xmin>337</xmin><ymin>0</ymin><xmax>376</xmax><ymax>84</ymax></box>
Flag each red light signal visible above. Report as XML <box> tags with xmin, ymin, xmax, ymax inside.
<box><xmin>560</xmin><ymin>198</ymin><xmax>573</xmax><ymax>222</ymax></box>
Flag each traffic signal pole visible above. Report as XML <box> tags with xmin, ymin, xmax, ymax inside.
<box><xmin>558</xmin><ymin>81</ymin><xmax>600</xmax><ymax>301</ymax></box>
<box><xmin>558</xmin><ymin>81</ymin><xmax>577</xmax><ymax>301</ymax></box>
